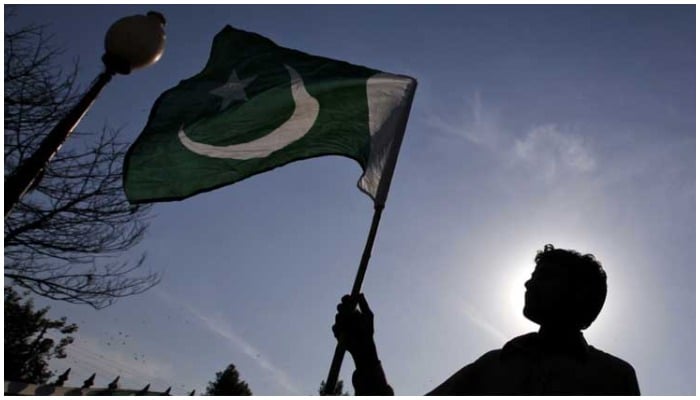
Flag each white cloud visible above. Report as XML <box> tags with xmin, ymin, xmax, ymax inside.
<box><xmin>461</xmin><ymin>301</ymin><xmax>508</xmax><ymax>344</ymax></box>
<box><xmin>514</xmin><ymin>124</ymin><xmax>596</xmax><ymax>180</ymax></box>
<box><xmin>425</xmin><ymin>91</ymin><xmax>503</xmax><ymax>146</ymax></box>
<box><xmin>424</xmin><ymin>90</ymin><xmax>596</xmax><ymax>182</ymax></box>
<box><xmin>155</xmin><ymin>289</ymin><xmax>302</xmax><ymax>394</ymax></box>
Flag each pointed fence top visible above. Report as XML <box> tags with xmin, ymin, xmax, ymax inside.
<box><xmin>81</xmin><ymin>373</ymin><xmax>96</xmax><ymax>389</ymax></box>
<box><xmin>108</xmin><ymin>376</ymin><xmax>120</xmax><ymax>390</ymax></box>
<box><xmin>54</xmin><ymin>368</ymin><xmax>71</xmax><ymax>386</ymax></box>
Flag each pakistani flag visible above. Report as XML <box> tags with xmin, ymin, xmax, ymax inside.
<box><xmin>124</xmin><ymin>26</ymin><xmax>416</xmax><ymax>206</ymax></box>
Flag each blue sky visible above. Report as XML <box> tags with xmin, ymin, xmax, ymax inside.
<box><xmin>6</xmin><ymin>4</ymin><xmax>695</xmax><ymax>395</ymax></box>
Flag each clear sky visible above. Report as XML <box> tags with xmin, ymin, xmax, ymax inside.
<box><xmin>6</xmin><ymin>4</ymin><xmax>695</xmax><ymax>396</ymax></box>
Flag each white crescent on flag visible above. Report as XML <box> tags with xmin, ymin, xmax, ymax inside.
<box><xmin>178</xmin><ymin>65</ymin><xmax>320</xmax><ymax>160</ymax></box>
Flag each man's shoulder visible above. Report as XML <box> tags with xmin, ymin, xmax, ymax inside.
<box><xmin>499</xmin><ymin>332</ymin><xmax>540</xmax><ymax>357</ymax></box>
<box><xmin>585</xmin><ymin>345</ymin><xmax>641</xmax><ymax>394</ymax></box>
<box><xmin>471</xmin><ymin>348</ymin><xmax>503</xmax><ymax>365</ymax></box>
<box><xmin>469</xmin><ymin>333</ymin><xmax>539</xmax><ymax>366</ymax></box>
<box><xmin>586</xmin><ymin>345</ymin><xmax>636</xmax><ymax>373</ymax></box>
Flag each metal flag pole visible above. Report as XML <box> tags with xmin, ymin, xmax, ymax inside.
<box><xmin>4</xmin><ymin>70</ymin><xmax>115</xmax><ymax>217</ymax></box>
<box><xmin>323</xmin><ymin>203</ymin><xmax>384</xmax><ymax>394</ymax></box>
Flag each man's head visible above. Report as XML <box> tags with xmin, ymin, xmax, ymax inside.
<box><xmin>523</xmin><ymin>244</ymin><xmax>607</xmax><ymax>330</ymax></box>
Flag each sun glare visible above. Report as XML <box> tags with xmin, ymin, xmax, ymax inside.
<box><xmin>494</xmin><ymin>245</ymin><xmax>540</xmax><ymax>336</ymax></box>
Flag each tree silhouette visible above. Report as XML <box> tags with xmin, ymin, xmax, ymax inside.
<box><xmin>205</xmin><ymin>364</ymin><xmax>252</xmax><ymax>396</ymax></box>
<box><xmin>4</xmin><ymin>287</ymin><xmax>78</xmax><ymax>384</ymax></box>
<box><xmin>319</xmin><ymin>379</ymin><xmax>349</xmax><ymax>395</ymax></box>
<box><xmin>4</xmin><ymin>7</ymin><xmax>159</xmax><ymax>309</ymax></box>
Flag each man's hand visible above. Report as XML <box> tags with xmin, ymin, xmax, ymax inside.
<box><xmin>332</xmin><ymin>293</ymin><xmax>380</xmax><ymax>369</ymax></box>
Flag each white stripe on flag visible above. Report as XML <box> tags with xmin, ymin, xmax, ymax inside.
<box><xmin>360</xmin><ymin>73</ymin><xmax>417</xmax><ymax>206</ymax></box>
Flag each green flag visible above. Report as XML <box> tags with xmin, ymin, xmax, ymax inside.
<box><xmin>124</xmin><ymin>26</ymin><xmax>416</xmax><ymax>206</ymax></box>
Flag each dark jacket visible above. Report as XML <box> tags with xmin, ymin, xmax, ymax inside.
<box><xmin>427</xmin><ymin>332</ymin><xmax>640</xmax><ymax>395</ymax></box>
<box><xmin>352</xmin><ymin>332</ymin><xmax>640</xmax><ymax>395</ymax></box>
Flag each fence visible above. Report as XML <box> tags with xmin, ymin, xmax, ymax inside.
<box><xmin>4</xmin><ymin>368</ymin><xmax>195</xmax><ymax>396</ymax></box>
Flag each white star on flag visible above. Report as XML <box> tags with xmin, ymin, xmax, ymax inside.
<box><xmin>210</xmin><ymin>69</ymin><xmax>257</xmax><ymax>110</ymax></box>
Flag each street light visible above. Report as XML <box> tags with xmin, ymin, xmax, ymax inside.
<box><xmin>4</xmin><ymin>11</ymin><xmax>167</xmax><ymax>217</ymax></box>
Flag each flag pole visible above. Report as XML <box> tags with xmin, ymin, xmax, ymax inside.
<box><xmin>322</xmin><ymin>76</ymin><xmax>416</xmax><ymax>395</ymax></box>
<box><xmin>323</xmin><ymin>203</ymin><xmax>384</xmax><ymax>394</ymax></box>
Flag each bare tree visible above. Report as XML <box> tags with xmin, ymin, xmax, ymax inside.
<box><xmin>4</xmin><ymin>10</ymin><xmax>159</xmax><ymax>309</ymax></box>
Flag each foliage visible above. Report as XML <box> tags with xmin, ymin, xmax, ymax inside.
<box><xmin>205</xmin><ymin>364</ymin><xmax>252</xmax><ymax>395</ymax></box>
<box><xmin>4</xmin><ymin>8</ymin><xmax>159</xmax><ymax>309</ymax></box>
<box><xmin>319</xmin><ymin>379</ymin><xmax>349</xmax><ymax>395</ymax></box>
<box><xmin>4</xmin><ymin>286</ymin><xmax>78</xmax><ymax>384</ymax></box>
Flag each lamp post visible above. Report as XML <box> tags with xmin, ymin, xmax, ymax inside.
<box><xmin>4</xmin><ymin>11</ymin><xmax>167</xmax><ymax>217</ymax></box>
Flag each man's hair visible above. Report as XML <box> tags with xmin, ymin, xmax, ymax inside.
<box><xmin>535</xmin><ymin>244</ymin><xmax>607</xmax><ymax>329</ymax></box>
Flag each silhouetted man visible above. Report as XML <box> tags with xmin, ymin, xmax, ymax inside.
<box><xmin>333</xmin><ymin>244</ymin><xmax>641</xmax><ymax>395</ymax></box>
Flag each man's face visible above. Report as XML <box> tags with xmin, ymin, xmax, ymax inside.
<box><xmin>523</xmin><ymin>261</ymin><xmax>575</xmax><ymax>327</ymax></box>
